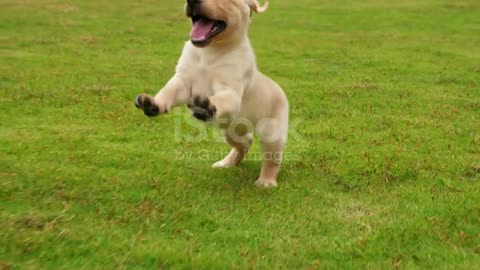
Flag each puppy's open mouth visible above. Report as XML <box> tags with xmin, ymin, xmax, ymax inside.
<box><xmin>190</xmin><ymin>16</ymin><xmax>226</xmax><ymax>47</ymax></box>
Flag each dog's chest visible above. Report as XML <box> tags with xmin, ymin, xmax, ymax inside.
<box><xmin>189</xmin><ymin>61</ymin><xmax>216</xmax><ymax>97</ymax></box>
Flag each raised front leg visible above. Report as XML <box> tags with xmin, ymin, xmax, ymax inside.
<box><xmin>135</xmin><ymin>75</ymin><xmax>189</xmax><ymax>117</ymax></box>
<box><xmin>187</xmin><ymin>79</ymin><xmax>243</xmax><ymax>121</ymax></box>
<box><xmin>187</xmin><ymin>96</ymin><xmax>217</xmax><ymax>121</ymax></box>
<box><xmin>187</xmin><ymin>91</ymin><xmax>242</xmax><ymax>122</ymax></box>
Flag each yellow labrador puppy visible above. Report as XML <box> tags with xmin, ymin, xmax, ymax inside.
<box><xmin>135</xmin><ymin>0</ymin><xmax>288</xmax><ymax>187</ymax></box>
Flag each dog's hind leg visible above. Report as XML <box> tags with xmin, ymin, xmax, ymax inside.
<box><xmin>254</xmin><ymin>109</ymin><xmax>288</xmax><ymax>187</ymax></box>
<box><xmin>212</xmin><ymin>131</ymin><xmax>253</xmax><ymax>168</ymax></box>
<box><xmin>255</xmin><ymin>140</ymin><xmax>284</xmax><ymax>187</ymax></box>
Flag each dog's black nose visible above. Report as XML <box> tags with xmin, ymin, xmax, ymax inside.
<box><xmin>187</xmin><ymin>0</ymin><xmax>200</xmax><ymax>6</ymax></box>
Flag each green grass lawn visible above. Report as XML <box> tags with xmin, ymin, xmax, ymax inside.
<box><xmin>1</xmin><ymin>0</ymin><xmax>479</xmax><ymax>268</ymax></box>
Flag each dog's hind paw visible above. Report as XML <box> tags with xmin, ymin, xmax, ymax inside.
<box><xmin>135</xmin><ymin>94</ymin><xmax>166</xmax><ymax>117</ymax></box>
<box><xmin>254</xmin><ymin>178</ymin><xmax>278</xmax><ymax>188</ymax></box>
<box><xmin>187</xmin><ymin>96</ymin><xmax>216</xmax><ymax>122</ymax></box>
<box><xmin>212</xmin><ymin>159</ymin><xmax>237</xmax><ymax>168</ymax></box>
<box><xmin>212</xmin><ymin>160</ymin><xmax>230</xmax><ymax>168</ymax></box>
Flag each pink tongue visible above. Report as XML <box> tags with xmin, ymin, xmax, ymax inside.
<box><xmin>190</xmin><ymin>19</ymin><xmax>215</xmax><ymax>41</ymax></box>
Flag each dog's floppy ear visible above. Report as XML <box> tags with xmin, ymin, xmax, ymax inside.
<box><xmin>246</xmin><ymin>0</ymin><xmax>269</xmax><ymax>14</ymax></box>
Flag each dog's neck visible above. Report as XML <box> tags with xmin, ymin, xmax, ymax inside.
<box><xmin>204</xmin><ymin>36</ymin><xmax>252</xmax><ymax>54</ymax></box>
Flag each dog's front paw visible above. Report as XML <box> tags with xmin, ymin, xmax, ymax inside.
<box><xmin>187</xmin><ymin>96</ymin><xmax>216</xmax><ymax>121</ymax></box>
<box><xmin>135</xmin><ymin>94</ymin><xmax>165</xmax><ymax>117</ymax></box>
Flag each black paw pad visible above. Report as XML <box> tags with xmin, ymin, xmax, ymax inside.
<box><xmin>134</xmin><ymin>94</ymin><xmax>160</xmax><ymax>117</ymax></box>
<box><xmin>188</xmin><ymin>96</ymin><xmax>216</xmax><ymax>121</ymax></box>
